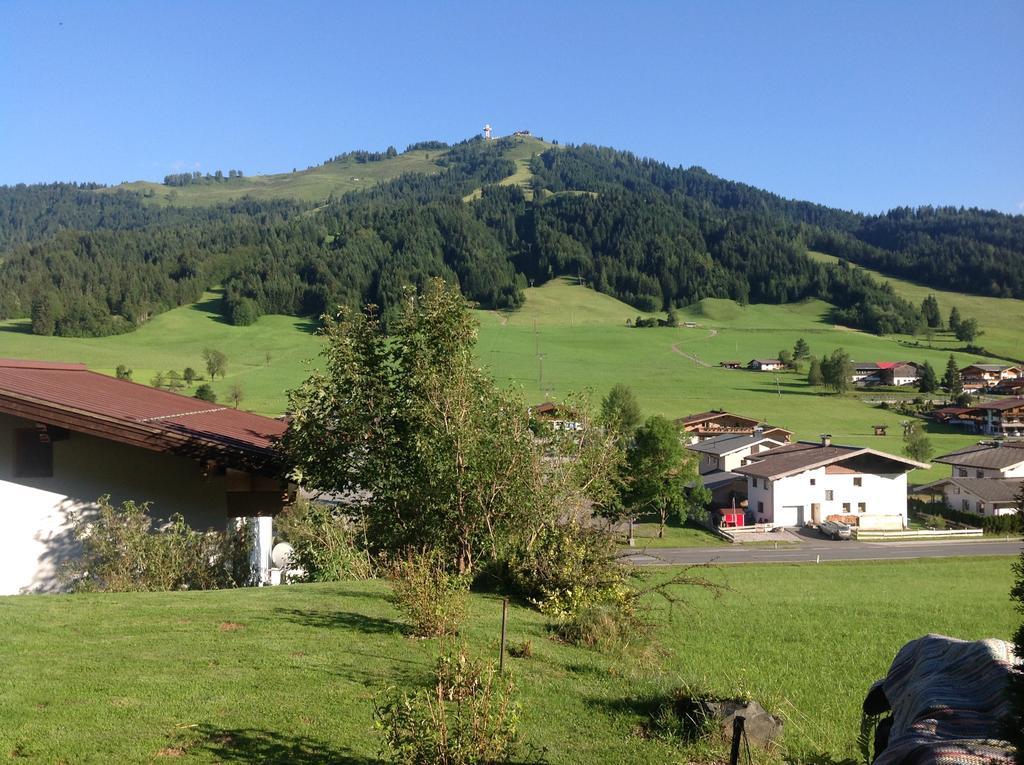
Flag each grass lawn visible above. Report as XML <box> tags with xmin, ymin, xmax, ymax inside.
<box><xmin>626</xmin><ymin>516</ymin><xmax>728</xmax><ymax>548</ymax></box>
<box><xmin>1</xmin><ymin>557</ymin><xmax>1017</xmax><ymax>763</ymax></box>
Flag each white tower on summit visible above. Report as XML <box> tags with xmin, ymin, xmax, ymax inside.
<box><xmin>483</xmin><ymin>123</ymin><xmax>492</xmax><ymax>140</ymax></box>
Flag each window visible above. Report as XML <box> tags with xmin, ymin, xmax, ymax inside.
<box><xmin>962</xmin><ymin>499</ymin><xmax>970</xmax><ymax>512</ymax></box>
<box><xmin>757</xmin><ymin>501</ymin><xmax>764</xmax><ymax>514</ymax></box>
<box><xmin>842</xmin><ymin>502</ymin><xmax>851</xmax><ymax>512</ymax></box>
<box><xmin>752</xmin><ymin>478</ymin><xmax>758</xmax><ymax>488</ymax></box>
<box><xmin>858</xmin><ymin>502</ymin><xmax>866</xmax><ymax>513</ymax></box>
<box><xmin>809</xmin><ymin>478</ymin><xmax>816</xmax><ymax>486</ymax></box>
<box><xmin>958</xmin><ymin>468</ymin><xmax>968</xmax><ymax>477</ymax></box>
<box><xmin>976</xmin><ymin>470</ymin><xmax>984</xmax><ymax>478</ymax></box>
<box><xmin>14</xmin><ymin>428</ymin><xmax>53</xmax><ymax>478</ymax></box>
<box><xmin>977</xmin><ymin>501</ymin><xmax>984</xmax><ymax>514</ymax></box>
<box><xmin>853</xmin><ymin>477</ymin><xmax>862</xmax><ymax>487</ymax></box>
<box><xmin>825</xmin><ymin>490</ymin><xmax>833</xmax><ymax>501</ymax></box>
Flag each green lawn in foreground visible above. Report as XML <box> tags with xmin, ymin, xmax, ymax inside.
<box><xmin>627</xmin><ymin>516</ymin><xmax>729</xmax><ymax>548</ymax></box>
<box><xmin>1</xmin><ymin>557</ymin><xmax>1016</xmax><ymax>763</ymax></box>
<box><xmin>807</xmin><ymin>250</ymin><xmax>1024</xmax><ymax>362</ymax></box>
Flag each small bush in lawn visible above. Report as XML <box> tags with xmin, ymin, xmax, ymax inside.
<box><xmin>507</xmin><ymin>640</ymin><xmax>533</xmax><ymax>659</ymax></box>
<box><xmin>389</xmin><ymin>552</ymin><xmax>470</xmax><ymax>637</ymax></box>
<box><xmin>274</xmin><ymin>499</ymin><xmax>374</xmax><ymax>581</ymax></box>
<box><xmin>66</xmin><ymin>495</ymin><xmax>251</xmax><ymax>592</ymax></box>
<box><xmin>374</xmin><ymin>644</ymin><xmax>522</xmax><ymax>765</ymax></box>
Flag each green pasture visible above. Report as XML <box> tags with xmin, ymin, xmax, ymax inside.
<box><xmin>807</xmin><ymin>250</ymin><xmax>1024</xmax><ymax>362</ymax></box>
<box><xmin>0</xmin><ymin>291</ymin><xmax>322</xmax><ymax>416</ymax></box>
<box><xmin>1</xmin><ymin>556</ymin><xmax>1015</xmax><ymax>763</ymax></box>
<box><xmin>477</xmin><ymin>279</ymin><xmax>984</xmax><ymax>482</ymax></box>
<box><xmin>0</xmin><ymin>277</ymin><xmax>994</xmax><ymax>480</ymax></box>
<box><xmin>109</xmin><ymin>149</ymin><xmax>443</xmax><ymax>207</ymax></box>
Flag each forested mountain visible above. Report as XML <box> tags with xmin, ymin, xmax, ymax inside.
<box><xmin>0</xmin><ymin>137</ymin><xmax>1021</xmax><ymax>338</ymax></box>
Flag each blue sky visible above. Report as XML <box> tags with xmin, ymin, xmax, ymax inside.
<box><xmin>1</xmin><ymin>0</ymin><xmax>1021</xmax><ymax>214</ymax></box>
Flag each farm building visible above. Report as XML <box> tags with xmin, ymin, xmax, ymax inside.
<box><xmin>922</xmin><ymin>441</ymin><xmax>1024</xmax><ymax>517</ymax></box>
<box><xmin>687</xmin><ymin>430</ymin><xmax>787</xmax><ymax>475</ymax></box>
<box><xmin>529</xmin><ymin>401</ymin><xmax>583</xmax><ymax>431</ymax></box>
<box><xmin>748</xmin><ymin>358</ymin><xmax>784</xmax><ymax>372</ymax></box>
<box><xmin>734</xmin><ymin>436</ymin><xmax>928</xmax><ymax>529</ymax></box>
<box><xmin>960</xmin><ymin>364</ymin><xmax>1022</xmax><ymax>392</ymax></box>
<box><xmin>718</xmin><ymin>361</ymin><xmax>743</xmax><ymax>369</ymax></box>
<box><xmin>0</xmin><ymin>359</ymin><xmax>288</xmax><ymax>595</ymax></box>
<box><xmin>965</xmin><ymin>398</ymin><xmax>1024</xmax><ymax>438</ymax></box>
<box><xmin>850</xmin><ymin>361</ymin><xmax>921</xmax><ymax>387</ymax></box>
<box><xmin>675</xmin><ymin>410</ymin><xmax>792</xmax><ymax>444</ymax></box>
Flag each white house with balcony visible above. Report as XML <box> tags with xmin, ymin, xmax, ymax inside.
<box><xmin>922</xmin><ymin>441</ymin><xmax>1024</xmax><ymax>517</ymax></box>
<box><xmin>733</xmin><ymin>436</ymin><xmax>928</xmax><ymax>529</ymax></box>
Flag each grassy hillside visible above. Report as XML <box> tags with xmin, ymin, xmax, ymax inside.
<box><xmin>110</xmin><ymin>149</ymin><xmax>444</xmax><ymax>206</ymax></box>
<box><xmin>478</xmin><ymin>278</ymin><xmax>982</xmax><ymax>481</ymax></box>
<box><xmin>1</xmin><ymin>557</ymin><xmax>1015</xmax><ymax>763</ymax></box>
<box><xmin>807</xmin><ymin>250</ymin><xmax>1024</xmax><ymax>362</ymax></box>
<box><xmin>463</xmin><ymin>135</ymin><xmax>552</xmax><ymax>201</ymax></box>
<box><xmin>0</xmin><ymin>278</ymin><xmax>987</xmax><ymax>479</ymax></box>
<box><xmin>0</xmin><ymin>291</ymin><xmax>322</xmax><ymax>416</ymax></box>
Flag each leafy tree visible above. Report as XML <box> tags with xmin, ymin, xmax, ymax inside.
<box><xmin>283</xmin><ymin>279</ymin><xmax>619</xmax><ymax>574</ymax></box>
<box><xmin>917</xmin><ymin>361</ymin><xmax>938</xmax><ymax>393</ymax></box>
<box><xmin>665</xmin><ymin>309</ymin><xmax>679</xmax><ymax>327</ymax></box>
<box><xmin>600</xmin><ymin>384</ymin><xmax>641</xmax><ymax>445</ymax></box>
<box><xmin>624</xmin><ymin>416</ymin><xmax>708</xmax><ymax>539</ymax></box>
<box><xmin>943</xmin><ymin>354</ymin><xmax>963</xmax><ymax>397</ymax></box>
<box><xmin>228</xmin><ymin>384</ymin><xmax>244</xmax><ymax>408</ymax></box>
<box><xmin>954</xmin><ymin>317</ymin><xmax>981</xmax><ymax>343</ymax></box>
<box><xmin>202</xmin><ymin>348</ymin><xmax>228</xmax><ymax>380</ymax></box>
<box><xmin>115</xmin><ymin>365</ymin><xmax>132</xmax><ymax>381</ymax></box>
<box><xmin>194</xmin><ymin>384</ymin><xmax>217</xmax><ymax>403</ymax></box>
<box><xmin>807</xmin><ymin>356</ymin><xmax>824</xmax><ymax>387</ymax></box>
<box><xmin>902</xmin><ymin>422</ymin><xmax>933</xmax><ymax>463</ymax></box>
<box><xmin>920</xmin><ymin>294</ymin><xmax>943</xmax><ymax>329</ymax></box>
<box><xmin>183</xmin><ymin>367</ymin><xmax>196</xmax><ymax>386</ymax></box>
<box><xmin>820</xmin><ymin>349</ymin><xmax>852</xmax><ymax>393</ymax></box>
<box><xmin>778</xmin><ymin>349</ymin><xmax>794</xmax><ymax>369</ymax></box>
<box><xmin>167</xmin><ymin>370</ymin><xmax>184</xmax><ymax>390</ymax></box>
<box><xmin>793</xmin><ymin>337</ymin><xmax>810</xmax><ymax>360</ymax></box>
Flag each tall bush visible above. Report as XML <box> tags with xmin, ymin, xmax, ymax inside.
<box><xmin>374</xmin><ymin>645</ymin><xmax>521</xmax><ymax>765</ymax></box>
<box><xmin>274</xmin><ymin>499</ymin><xmax>374</xmax><ymax>581</ymax></box>
<box><xmin>389</xmin><ymin>552</ymin><xmax>471</xmax><ymax>638</ymax></box>
<box><xmin>65</xmin><ymin>495</ymin><xmax>251</xmax><ymax>592</ymax></box>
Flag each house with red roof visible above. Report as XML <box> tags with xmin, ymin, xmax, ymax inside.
<box><xmin>0</xmin><ymin>359</ymin><xmax>289</xmax><ymax>595</ymax></box>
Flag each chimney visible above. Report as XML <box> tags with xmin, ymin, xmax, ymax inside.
<box><xmin>820</xmin><ymin>434</ymin><xmax>832</xmax><ymax>447</ymax></box>
<box><xmin>753</xmin><ymin>426</ymin><xmax>764</xmax><ymax>437</ymax></box>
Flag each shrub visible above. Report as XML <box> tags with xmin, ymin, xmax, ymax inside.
<box><xmin>194</xmin><ymin>384</ymin><xmax>217</xmax><ymax>403</ymax></box>
<box><xmin>374</xmin><ymin>645</ymin><xmax>522</xmax><ymax>765</ymax></box>
<box><xmin>274</xmin><ymin>499</ymin><xmax>374</xmax><ymax>581</ymax></box>
<box><xmin>66</xmin><ymin>495</ymin><xmax>251</xmax><ymax>592</ymax></box>
<box><xmin>910</xmin><ymin>499</ymin><xmax>1022</xmax><ymax>534</ymax></box>
<box><xmin>389</xmin><ymin>552</ymin><xmax>471</xmax><ymax>637</ymax></box>
<box><xmin>507</xmin><ymin>640</ymin><xmax>533</xmax><ymax>659</ymax></box>
<box><xmin>506</xmin><ymin>523</ymin><xmax>631</xmax><ymax>620</ymax></box>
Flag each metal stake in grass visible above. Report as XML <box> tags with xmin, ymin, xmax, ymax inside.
<box><xmin>499</xmin><ymin>598</ymin><xmax>508</xmax><ymax>674</ymax></box>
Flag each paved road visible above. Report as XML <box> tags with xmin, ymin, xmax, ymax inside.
<box><xmin>623</xmin><ymin>538</ymin><xmax>1023</xmax><ymax>566</ymax></box>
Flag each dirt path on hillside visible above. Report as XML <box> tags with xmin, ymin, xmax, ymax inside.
<box><xmin>670</xmin><ymin>327</ymin><xmax>717</xmax><ymax>367</ymax></box>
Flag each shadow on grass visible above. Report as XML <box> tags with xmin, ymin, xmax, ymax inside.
<box><xmin>0</xmin><ymin>319</ymin><xmax>34</xmax><ymax>334</ymax></box>
<box><xmin>187</xmin><ymin>724</ymin><xmax>384</xmax><ymax>764</ymax></box>
<box><xmin>785</xmin><ymin>754</ymin><xmax>857</xmax><ymax>765</ymax></box>
<box><xmin>276</xmin><ymin>608</ymin><xmax>404</xmax><ymax>634</ymax></box>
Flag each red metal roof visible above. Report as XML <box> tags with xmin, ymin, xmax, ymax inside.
<box><xmin>0</xmin><ymin>359</ymin><xmax>286</xmax><ymax>470</ymax></box>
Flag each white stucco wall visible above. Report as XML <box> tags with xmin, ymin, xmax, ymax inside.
<box><xmin>747</xmin><ymin>465</ymin><xmax>908</xmax><ymax>527</ymax></box>
<box><xmin>0</xmin><ymin>413</ymin><xmax>264</xmax><ymax>595</ymax></box>
<box><xmin>941</xmin><ymin>483</ymin><xmax>1019</xmax><ymax>517</ymax></box>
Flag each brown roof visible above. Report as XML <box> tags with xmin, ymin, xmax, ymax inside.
<box><xmin>0</xmin><ymin>359</ymin><xmax>286</xmax><ymax>474</ymax></box>
<box><xmin>968</xmin><ymin>397</ymin><xmax>1024</xmax><ymax>412</ymax></box>
<box><xmin>922</xmin><ymin>477</ymin><xmax>1023</xmax><ymax>503</ymax></box>
<box><xmin>677</xmin><ymin>410</ymin><xmax>760</xmax><ymax>427</ymax></box>
<box><xmin>734</xmin><ymin>440</ymin><xmax>928</xmax><ymax>480</ymax></box>
<box><xmin>933</xmin><ymin>442</ymin><xmax>1024</xmax><ymax>470</ymax></box>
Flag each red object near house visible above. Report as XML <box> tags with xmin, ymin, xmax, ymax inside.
<box><xmin>719</xmin><ymin>511</ymin><xmax>744</xmax><ymax>528</ymax></box>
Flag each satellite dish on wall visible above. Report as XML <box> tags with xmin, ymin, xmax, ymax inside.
<box><xmin>271</xmin><ymin>542</ymin><xmax>294</xmax><ymax>569</ymax></box>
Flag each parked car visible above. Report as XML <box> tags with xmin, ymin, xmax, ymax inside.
<box><xmin>819</xmin><ymin>519</ymin><xmax>852</xmax><ymax>540</ymax></box>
